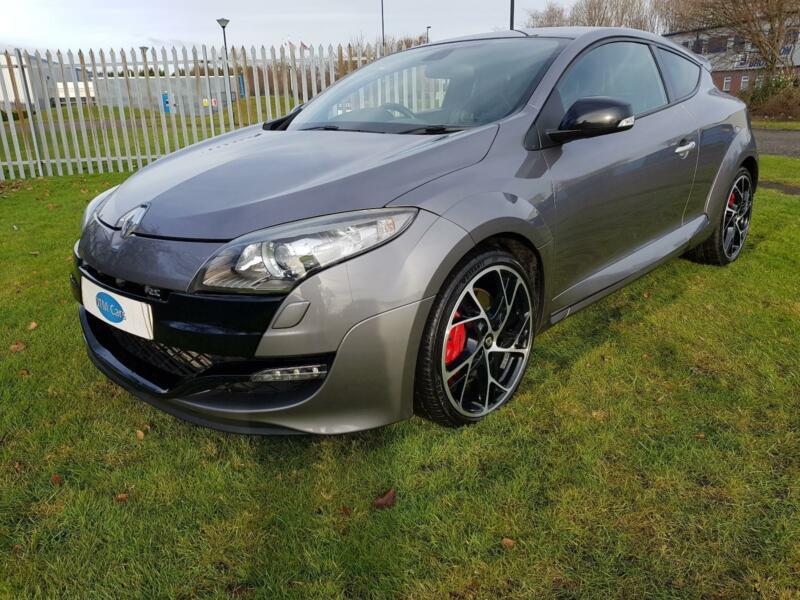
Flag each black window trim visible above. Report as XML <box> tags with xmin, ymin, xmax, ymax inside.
<box><xmin>527</xmin><ymin>35</ymin><xmax>703</xmax><ymax>150</ymax></box>
<box><xmin>651</xmin><ymin>44</ymin><xmax>703</xmax><ymax>105</ymax></box>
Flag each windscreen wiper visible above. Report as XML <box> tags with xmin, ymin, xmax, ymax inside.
<box><xmin>300</xmin><ymin>125</ymin><xmax>342</xmax><ymax>131</ymax></box>
<box><xmin>396</xmin><ymin>125</ymin><xmax>466</xmax><ymax>135</ymax></box>
<box><xmin>300</xmin><ymin>125</ymin><xmax>385</xmax><ymax>133</ymax></box>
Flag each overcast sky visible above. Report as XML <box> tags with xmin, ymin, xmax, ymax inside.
<box><xmin>0</xmin><ymin>0</ymin><xmax>565</xmax><ymax>52</ymax></box>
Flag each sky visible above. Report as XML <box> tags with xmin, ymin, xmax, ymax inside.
<box><xmin>0</xmin><ymin>0</ymin><xmax>562</xmax><ymax>53</ymax></box>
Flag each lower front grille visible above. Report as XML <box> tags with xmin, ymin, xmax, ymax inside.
<box><xmin>83</xmin><ymin>311</ymin><xmax>335</xmax><ymax>403</ymax></box>
<box><xmin>109</xmin><ymin>328</ymin><xmax>233</xmax><ymax>378</ymax></box>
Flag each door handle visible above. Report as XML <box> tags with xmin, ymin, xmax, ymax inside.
<box><xmin>674</xmin><ymin>140</ymin><xmax>696</xmax><ymax>156</ymax></box>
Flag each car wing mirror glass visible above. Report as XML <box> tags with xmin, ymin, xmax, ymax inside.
<box><xmin>547</xmin><ymin>97</ymin><xmax>634</xmax><ymax>144</ymax></box>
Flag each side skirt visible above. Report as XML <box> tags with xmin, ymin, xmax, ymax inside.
<box><xmin>550</xmin><ymin>215</ymin><xmax>710</xmax><ymax>325</ymax></box>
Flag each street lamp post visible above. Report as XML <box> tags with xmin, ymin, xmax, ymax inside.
<box><xmin>509</xmin><ymin>0</ymin><xmax>515</xmax><ymax>30</ymax></box>
<box><xmin>380</xmin><ymin>0</ymin><xmax>385</xmax><ymax>53</ymax></box>
<box><xmin>426</xmin><ymin>26</ymin><xmax>431</xmax><ymax>44</ymax></box>
<box><xmin>216</xmin><ymin>18</ymin><xmax>233</xmax><ymax>105</ymax></box>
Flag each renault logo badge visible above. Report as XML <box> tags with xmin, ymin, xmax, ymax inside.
<box><xmin>117</xmin><ymin>205</ymin><xmax>149</xmax><ymax>239</ymax></box>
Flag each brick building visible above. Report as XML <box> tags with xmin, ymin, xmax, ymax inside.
<box><xmin>664</xmin><ymin>25</ymin><xmax>799</xmax><ymax>94</ymax></box>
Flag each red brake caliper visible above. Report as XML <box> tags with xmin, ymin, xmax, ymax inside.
<box><xmin>728</xmin><ymin>191</ymin><xmax>736</xmax><ymax>208</ymax></box>
<box><xmin>445</xmin><ymin>312</ymin><xmax>467</xmax><ymax>365</ymax></box>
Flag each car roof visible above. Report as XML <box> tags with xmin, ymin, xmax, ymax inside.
<box><xmin>432</xmin><ymin>26</ymin><xmax>709</xmax><ymax>70</ymax></box>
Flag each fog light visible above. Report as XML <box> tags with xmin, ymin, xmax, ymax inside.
<box><xmin>250</xmin><ymin>364</ymin><xmax>328</xmax><ymax>382</ymax></box>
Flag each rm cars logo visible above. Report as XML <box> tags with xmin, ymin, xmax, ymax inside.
<box><xmin>96</xmin><ymin>292</ymin><xmax>125</xmax><ymax>323</ymax></box>
<box><xmin>116</xmin><ymin>204</ymin><xmax>149</xmax><ymax>239</ymax></box>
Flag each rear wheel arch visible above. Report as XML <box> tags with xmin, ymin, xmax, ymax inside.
<box><xmin>741</xmin><ymin>155</ymin><xmax>758</xmax><ymax>190</ymax></box>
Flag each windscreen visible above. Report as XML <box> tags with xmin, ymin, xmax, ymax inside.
<box><xmin>288</xmin><ymin>37</ymin><xmax>566</xmax><ymax>134</ymax></box>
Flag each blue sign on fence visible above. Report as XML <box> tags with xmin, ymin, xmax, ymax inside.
<box><xmin>238</xmin><ymin>74</ymin><xmax>245</xmax><ymax>98</ymax></box>
<box><xmin>162</xmin><ymin>92</ymin><xmax>170</xmax><ymax>114</ymax></box>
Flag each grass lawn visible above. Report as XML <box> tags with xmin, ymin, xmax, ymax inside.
<box><xmin>751</xmin><ymin>119</ymin><xmax>800</xmax><ymax>131</ymax></box>
<box><xmin>760</xmin><ymin>155</ymin><xmax>800</xmax><ymax>188</ymax></box>
<box><xmin>1</xmin><ymin>157</ymin><xmax>799</xmax><ymax>598</ymax></box>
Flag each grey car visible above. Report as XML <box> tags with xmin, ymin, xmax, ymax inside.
<box><xmin>72</xmin><ymin>27</ymin><xmax>758</xmax><ymax>434</ymax></box>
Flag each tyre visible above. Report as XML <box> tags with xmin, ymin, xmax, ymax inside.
<box><xmin>415</xmin><ymin>248</ymin><xmax>537</xmax><ymax>427</ymax></box>
<box><xmin>689</xmin><ymin>167</ymin><xmax>754</xmax><ymax>266</ymax></box>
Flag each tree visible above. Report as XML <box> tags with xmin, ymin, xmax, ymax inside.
<box><xmin>526</xmin><ymin>0</ymin><xmax>679</xmax><ymax>33</ymax></box>
<box><xmin>526</xmin><ymin>1</ymin><xmax>570</xmax><ymax>27</ymax></box>
<box><xmin>668</xmin><ymin>0</ymin><xmax>800</xmax><ymax>75</ymax></box>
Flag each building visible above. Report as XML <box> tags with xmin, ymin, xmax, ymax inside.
<box><xmin>0</xmin><ymin>52</ymin><xmax>91</xmax><ymax>112</ymax></box>
<box><xmin>664</xmin><ymin>25</ymin><xmax>800</xmax><ymax>95</ymax></box>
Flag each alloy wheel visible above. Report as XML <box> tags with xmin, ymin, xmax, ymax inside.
<box><xmin>722</xmin><ymin>174</ymin><xmax>753</xmax><ymax>260</ymax></box>
<box><xmin>440</xmin><ymin>265</ymin><xmax>533</xmax><ymax>418</ymax></box>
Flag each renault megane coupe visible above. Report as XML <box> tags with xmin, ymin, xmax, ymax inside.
<box><xmin>72</xmin><ymin>27</ymin><xmax>758</xmax><ymax>434</ymax></box>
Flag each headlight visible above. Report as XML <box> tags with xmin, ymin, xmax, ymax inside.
<box><xmin>194</xmin><ymin>208</ymin><xmax>417</xmax><ymax>293</ymax></box>
<box><xmin>81</xmin><ymin>186</ymin><xmax>118</xmax><ymax>231</ymax></box>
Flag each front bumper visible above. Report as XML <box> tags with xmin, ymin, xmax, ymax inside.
<box><xmin>73</xmin><ymin>257</ymin><xmax>433</xmax><ymax>434</ymax></box>
<box><xmin>73</xmin><ymin>208</ymin><xmax>472</xmax><ymax>434</ymax></box>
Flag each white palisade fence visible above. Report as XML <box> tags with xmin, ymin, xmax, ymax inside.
<box><xmin>0</xmin><ymin>41</ymin><xmax>421</xmax><ymax>180</ymax></box>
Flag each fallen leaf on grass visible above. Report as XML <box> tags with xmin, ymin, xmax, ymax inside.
<box><xmin>12</xmin><ymin>224</ymin><xmax>18</xmax><ymax>231</ymax></box>
<box><xmin>694</xmin><ymin>432</ymin><xmax>706</xmax><ymax>440</ymax></box>
<box><xmin>643</xmin><ymin>292</ymin><xmax>652</xmax><ymax>300</ymax></box>
<box><xmin>14</xmin><ymin>462</ymin><xmax>23</xmax><ymax>473</ymax></box>
<box><xmin>372</xmin><ymin>488</ymin><xmax>397</xmax><ymax>509</ymax></box>
<box><xmin>9</xmin><ymin>341</ymin><xmax>26</xmax><ymax>353</ymax></box>
<box><xmin>135</xmin><ymin>430</ymin><xmax>145</xmax><ymax>441</ymax></box>
<box><xmin>501</xmin><ymin>537</ymin><xmax>516</xmax><ymax>548</ymax></box>
<box><xmin>29</xmin><ymin>251</ymin><xmax>40</xmax><ymax>257</ymax></box>
<box><xmin>340</xmin><ymin>506</ymin><xmax>353</xmax><ymax>517</ymax></box>
<box><xmin>18</xmin><ymin>369</ymin><xmax>30</xmax><ymax>377</ymax></box>
<box><xmin>10</xmin><ymin>544</ymin><xmax>23</xmax><ymax>555</ymax></box>
<box><xmin>51</xmin><ymin>474</ymin><xmax>63</xmax><ymax>486</ymax></box>
<box><xmin>115</xmin><ymin>493</ymin><xmax>129</xmax><ymax>503</ymax></box>
<box><xmin>27</xmin><ymin>322</ymin><xmax>38</xmax><ymax>331</ymax></box>
<box><xmin>591</xmin><ymin>410</ymin><xmax>608</xmax><ymax>422</ymax></box>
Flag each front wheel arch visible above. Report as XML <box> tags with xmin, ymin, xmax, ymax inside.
<box><xmin>470</xmin><ymin>233</ymin><xmax>545</xmax><ymax>333</ymax></box>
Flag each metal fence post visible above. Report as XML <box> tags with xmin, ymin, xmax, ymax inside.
<box><xmin>15</xmin><ymin>49</ymin><xmax>45</xmax><ymax>177</ymax></box>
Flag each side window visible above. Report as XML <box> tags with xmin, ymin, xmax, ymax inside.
<box><xmin>657</xmin><ymin>48</ymin><xmax>701</xmax><ymax>100</ymax></box>
<box><xmin>556</xmin><ymin>42</ymin><xmax>668</xmax><ymax>116</ymax></box>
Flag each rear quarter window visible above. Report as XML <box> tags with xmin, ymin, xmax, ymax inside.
<box><xmin>657</xmin><ymin>48</ymin><xmax>701</xmax><ymax>100</ymax></box>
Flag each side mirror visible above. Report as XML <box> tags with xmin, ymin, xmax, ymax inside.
<box><xmin>547</xmin><ymin>97</ymin><xmax>634</xmax><ymax>144</ymax></box>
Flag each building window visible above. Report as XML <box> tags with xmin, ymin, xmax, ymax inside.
<box><xmin>756</xmin><ymin>75</ymin><xmax>765</xmax><ymax>87</ymax></box>
<box><xmin>741</xmin><ymin>75</ymin><xmax>749</xmax><ymax>90</ymax></box>
<box><xmin>722</xmin><ymin>76</ymin><xmax>732</xmax><ymax>91</ymax></box>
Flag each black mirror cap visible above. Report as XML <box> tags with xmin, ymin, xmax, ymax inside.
<box><xmin>547</xmin><ymin>97</ymin><xmax>634</xmax><ymax>144</ymax></box>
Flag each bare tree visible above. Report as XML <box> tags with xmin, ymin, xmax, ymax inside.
<box><xmin>569</xmin><ymin>0</ymin><xmax>667</xmax><ymax>31</ymax></box>
<box><xmin>526</xmin><ymin>0</ymin><xmax>680</xmax><ymax>33</ymax></box>
<box><xmin>668</xmin><ymin>0</ymin><xmax>800</xmax><ymax>75</ymax></box>
<box><xmin>526</xmin><ymin>1</ymin><xmax>571</xmax><ymax>27</ymax></box>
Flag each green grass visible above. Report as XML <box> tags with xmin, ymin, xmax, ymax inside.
<box><xmin>752</xmin><ymin>118</ymin><xmax>800</xmax><ymax>131</ymax></box>
<box><xmin>760</xmin><ymin>155</ymin><xmax>800</xmax><ymax>188</ymax></box>
<box><xmin>1</xmin><ymin>157</ymin><xmax>799</xmax><ymax>598</ymax></box>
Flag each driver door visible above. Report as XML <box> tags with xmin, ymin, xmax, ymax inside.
<box><xmin>537</xmin><ymin>41</ymin><xmax>698</xmax><ymax>312</ymax></box>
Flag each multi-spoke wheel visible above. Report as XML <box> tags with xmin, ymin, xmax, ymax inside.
<box><xmin>721</xmin><ymin>173</ymin><xmax>753</xmax><ymax>260</ymax></box>
<box><xmin>688</xmin><ymin>167</ymin><xmax>755</xmax><ymax>266</ymax></box>
<box><xmin>415</xmin><ymin>249</ymin><xmax>536</xmax><ymax>426</ymax></box>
